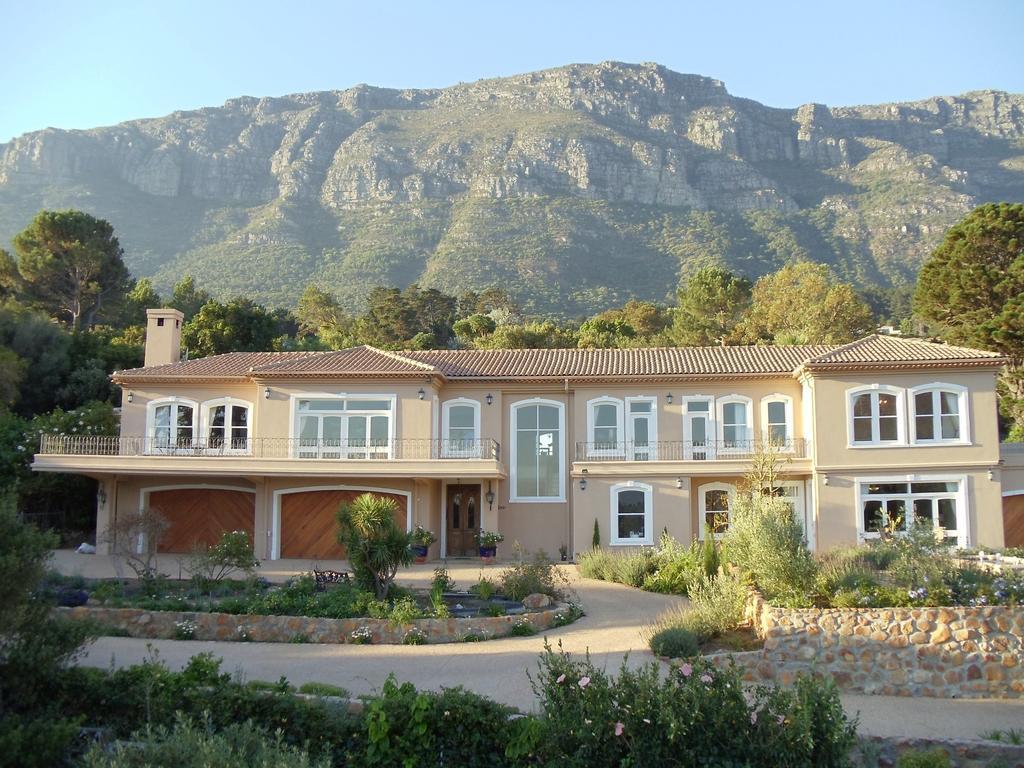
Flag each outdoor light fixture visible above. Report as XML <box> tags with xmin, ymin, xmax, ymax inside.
<box><xmin>580</xmin><ymin>468</ymin><xmax>588</xmax><ymax>491</ymax></box>
<box><xmin>126</xmin><ymin>391</ymin><xmax>134</xmax><ymax>404</ymax></box>
<box><xmin>485</xmin><ymin>393</ymin><xmax>493</xmax><ymax>406</ymax></box>
<box><xmin>418</xmin><ymin>388</ymin><xmax>425</xmax><ymax>400</ymax></box>
<box><xmin>264</xmin><ymin>387</ymin><xmax>271</xmax><ymax>400</ymax></box>
<box><xmin>485</xmin><ymin>481</ymin><xmax>495</xmax><ymax>509</ymax></box>
<box><xmin>988</xmin><ymin>468</ymin><xmax>995</xmax><ymax>481</ymax></box>
<box><xmin>665</xmin><ymin>393</ymin><xmax>673</xmax><ymax>404</ymax></box>
<box><xmin>97</xmin><ymin>487</ymin><xmax>107</xmax><ymax>506</ymax></box>
<box><xmin>823</xmin><ymin>475</ymin><xmax>830</xmax><ymax>487</ymax></box>
<box><xmin>676</xmin><ymin>477</ymin><xmax>683</xmax><ymax>489</ymax></box>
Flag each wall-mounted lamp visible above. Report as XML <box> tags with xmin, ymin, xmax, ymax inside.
<box><xmin>579</xmin><ymin>468</ymin><xmax>588</xmax><ymax>491</ymax></box>
<box><xmin>418</xmin><ymin>388</ymin><xmax>425</xmax><ymax>400</ymax></box>
<box><xmin>126</xmin><ymin>391</ymin><xmax>134</xmax><ymax>404</ymax></box>
<box><xmin>665</xmin><ymin>393</ymin><xmax>673</xmax><ymax>405</ymax></box>
<box><xmin>822</xmin><ymin>474</ymin><xmax>830</xmax><ymax>487</ymax></box>
<box><xmin>485</xmin><ymin>393</ymin><xmax>493</xmax><ymax>406</ymax></box>
<box><xmin>485</xmin><ymin>481</ymin><xmax>495</xmax><ymax>509</ymax></box>
<box><xmin>264</xmin><ymin>387</ymin><xmax>271</xmax><ymax>400</ymax></box>
<box><xmin>676</xmin><ymin>477</ymin><xmax>683</xmax><ymax>490</ymax></box>
<box><xmin>97</xmin><ymin>486</ymin><xmax>107</xmax><ymax>506</ymax></box>
<box><xmin>988</xmin><ymin>468</ymin><xmax>995</xmax><ymax>481</ymax></box>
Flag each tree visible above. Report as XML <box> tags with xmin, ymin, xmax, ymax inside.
<box><xmin>452</xmin><ymin>313</ymin><xmax>496</xmax><ymax>345</ymax></box>
<box><xmin>181</xmin><ymin>298</ymin><xmax>281</xmax><ymax>357</ymax></box>
<box><xmin>336</xmin><ymin>493</ymin><xmax>411</xmax><ymax>599</ymax></box>
<box><xmin>473</xmin><ymin>321</ymin><xmax>577</xmax><ymax>349</ymax></box>
<box><xmin>12</xmin><ymin>210</ymin><xmax>131</xmax><ymax>329</ymax></box>
<box><xmin>121</xmin><ymin>277</ymin><xmax>162</xmax><ymax>327</ymax></box>
<box><xmin>167</xmin><ymin>275</ymin><xmax>211</xmax><ymax>320</ymax></box>
<box><xmin>736</xmin><ymin>262</ymin><xmax>875</xmax><ymax>345</ymax></box>
<box><xmin>914</xmin><ymin>203</ymin><xmax>1024</xmax><ymax>437</ymax></box>
<box><xmin>576</xmin><ymin>317</ymin><xmax>636</xmax><ymax>348</ymax></box>
<box><xmin>672</xmin><ymin>266</ymin><xmax>751</xmax><ymax>346</ymax></box>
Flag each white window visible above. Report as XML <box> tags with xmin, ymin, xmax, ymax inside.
<box><xmin>682</xmin><ymin>396</ymin><xmax>715</xmax><ymax>460</ymax></box>
<box><xmin>441</xmin><ymin>398</ymin><xmax>481</xmax><ymax>457</ymax></box>
<box><xmin>910</xmin><ymin>384</ymin><xmax>969</xmax><ymax>444</ymax></box>
<box><xmin>203</xmin><ymin>398</ymin><xmax>252</xmax><ymax>452</ymax></box>
<box><xmin>293</xmin><ymin>395</ymin><xmax>394</xmax><ymax>459</ymax></box>
<box><xmin>147</xmin><ymin>398</ymin><xmax>198</xmax><ymax>451</ymax></box>
<box><xmin>610</xmin><ymin>482</ymin><xmax>653</xmax><ymax>545</ymax></box>
<box><xmin>847</xmin><ymin>386</ymin><xmax>905</xmax><ymax>446</ymax></box>
<box><xmin>586</xmin><ymin>397</ymin><xmax>624</xmax><ymax>457</ymax></box>
<box><xmin>698</xmin><ymin>482</ymin><xmax>735</xmax><ymax>539</ymax></box>
<box><xmin>626</xmin><ymin>397</ymin><xmax>658</xmax><ymax>460</ymax></box>
<box><xmin>511</xmin><ymin>399</ymin><xmax>565</xmax><ymax>502</ymax></box>
<box><xmin>856</xmin><ymin>477</ymin><xmax>967</xmax><ymax>547</ymax></box>
<box><xmin>760</xmin><ymin>394</ymin><xmax>793</xmax><ymax>447</ymax></box>
<box><xmin>716</xmin><ymin>395</ymin><xmax>752</xmax><ymax>451</ymax></box>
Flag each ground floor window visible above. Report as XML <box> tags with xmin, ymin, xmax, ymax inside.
<box><xmin>610</xmin><ymin>482</ymin><xmax>653</xmax><ymax>545</ymax></box>
<box><xmin>698</xmin><ymin>482</ymin><xmax>734</xmax><ymax>539</ymax></box>
<box><xmin>857</xmin><ymin>478</ymin><xmax>965</xmax><ymax>545</ymax></box>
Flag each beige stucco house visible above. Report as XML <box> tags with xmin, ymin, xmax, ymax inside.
<box><xmin>33</xmin><ymin>308</ymin><xmax>1018</xmax><ymax>560</ymax></box>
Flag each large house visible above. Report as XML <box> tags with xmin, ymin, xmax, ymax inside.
<box><xmin>33</xmin><ymin>308</ymin><xmax>1019</xmax><ymax>560</ymax></box>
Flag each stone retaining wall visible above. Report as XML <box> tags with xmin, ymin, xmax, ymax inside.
<box><xmin>856</xmin><ymin>736</ymin><xmax>1024</xmax><ymax>768</ymax></box>
<box><xmin>706</xmin><ymin>588</ymin><xmax>1024</xmax><ymax>698</ymax></box>
<box><xmin>59</xmin><ymin>603</ymin><xmax>570</xmax><ymax>644</ymax></box>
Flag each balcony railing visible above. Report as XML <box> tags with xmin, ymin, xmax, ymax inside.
<box><xmin>574</xmin><ymin>438</ymin><xmax>808</xmax><ymax>462</ymax></box>
<box><xmin>38</xmin><ymin>435</ymin><xmax>501</xmax><ymax>461</ymax></box>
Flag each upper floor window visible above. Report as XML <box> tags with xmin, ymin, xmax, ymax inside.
<box><xmin>910</xmin><ymin>384</ymin><xmax>968</xmax><ymax>444</ymax></box>
<box><xmin>148</xmin><ymin>398</ymin><xmax>197</xmax><ymax>450</ymax></box>
<box><xmin>511</xmin><ymin>399</ymin><xmax>564</xmax><ymax>501</ymax></box>
<box><xmin>586</xmin><ymin>397</ymin><xmax>624</xmax><ymax>456</ymax></box>
<box><xmin>717</xmin><ymin>396</ymin><xmax>752</xmax><ymax>450</ymax></box>
<box><xmin>205</xmin><ymin>398</ymin><xmax>251</xmax><ymax>452</ymax></box>
<box><xmin>848</xmin><ymin>386</ymin><xmax>904</xmax><ymax>446</ymax></box>
<box><xmin>610</xmin><ymin>482</ymin><xmax>653</xmax><ymax>545</ymax></box>
<box><xmin>760</xmin><ymin>394</ymin><xmax>793</xmax><ymax>446</ymax></box>
<box><xmin>442</xmin><ymin>398</ymin><xmax>480</xmax><ymax>456</ymax></box>
<box><xmin>294</xmin><ymin>395</ymin><xmax>394</xmax><ymax>459</ymax></box>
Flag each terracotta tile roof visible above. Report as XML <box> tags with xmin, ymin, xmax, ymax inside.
<box><xmin>114</xmin><ymin>336</ymin><xmax>1006</xmax><ymax>382</ymax></box>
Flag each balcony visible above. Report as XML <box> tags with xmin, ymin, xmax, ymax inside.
<box><xmin>574</xmin><ymin>438</ymin><xmax>808</xmax><ymax>463</ymax></box>
<box><xmin>34</xmin><ymin>435</ymin><xmax>505</xmax><ymax>479</ymax></box>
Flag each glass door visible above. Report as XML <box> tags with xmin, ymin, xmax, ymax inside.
<box><xmin>684</xmin><ymin>399</ymin><xmax>713</xmax><ymax>460</ymax></box>
<box><xmin>627</xmin><ymin>399</ymin><xmax>655</xmax><ymax>461</ymax></box>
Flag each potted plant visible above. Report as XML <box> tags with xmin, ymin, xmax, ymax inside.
<box><xmin>410</xmin><ymin>526</ymin><xmax>436</xmax><ymax>563</ymax></box>
<box><xmin>475</xmin><ymin>529</ymin><xmax>505</xmax><ymax>563</ymax></box>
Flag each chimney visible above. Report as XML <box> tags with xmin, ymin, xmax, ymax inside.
<box><xmin>144</xmin><ymin>308</ymin><xmax>185</xmax><ymax>367</ymax></box>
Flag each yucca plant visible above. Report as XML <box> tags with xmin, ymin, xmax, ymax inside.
<box><xmin>336</xmin><ymin>493</ymin><xmax>412</xmax><ymax>599</ymax></box>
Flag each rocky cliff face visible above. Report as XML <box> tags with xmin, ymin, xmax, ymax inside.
<box><xmin>1</xmin><ymin>61</ymin><xmax>1022</xmax><ymax>314</ymax></box>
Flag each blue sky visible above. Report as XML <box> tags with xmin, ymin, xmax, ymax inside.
<box><xmin>3</xmin><ymin>0</ymin><xmax>1022</xmax><ymax>143</ymax></box>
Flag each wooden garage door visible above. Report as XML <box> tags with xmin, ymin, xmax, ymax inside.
<box><xmin>1005</xmin><ymin>495</ymin><xmax>1024</xmax><ymax>548</ymax></box>
<box><xmin>149</xmin><ymin>488</ymin><xmax>255</xmax><ymax>553</ymax></box>
<box><xmin>279</xmin><ymin>490</ymin><xmax>407</xmax><ymax>560</ymax></box>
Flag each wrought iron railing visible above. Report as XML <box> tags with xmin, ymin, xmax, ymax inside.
<box><xmin>574</xmin><ymin>438</ymin><xmax>807</xmax><ymax>462</ymax></box>
<box><xmin>38</xmin><ymin>435</ymin><xmax>501</xmax><ymax>461</ymax></box>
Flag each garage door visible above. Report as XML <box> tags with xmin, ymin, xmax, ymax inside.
<box><xmin>279</xmin><ymin>490</ymin><xmax>407</xmax><ymax>560</ymax></box>
<box><xmin>149</xmin><ymin>488</ymin><xmax>256</xmax><ymax>553</ymax></box>
<box><xmin>1005</xmin><ymin>495</ymin><xmax>1024</xmax><ymax>548</ymax></box>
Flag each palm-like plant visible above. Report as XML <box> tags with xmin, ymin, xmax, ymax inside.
<box><xmin>336</xmin><ymin>493</ymin><xmax>412</xmax><ymax>599</ymax></box>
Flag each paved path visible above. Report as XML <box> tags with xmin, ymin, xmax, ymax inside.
<box><xmin>56</xmin><ymin>551</ymin><xmax>1024</xmax><ymax>740</ymax></box>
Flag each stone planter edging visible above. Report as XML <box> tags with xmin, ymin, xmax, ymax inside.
<box><xmin>58</xmin><ymin>601</ymin><xmax>571</xmax><ymax>644</ymax></box>
<box><xmin>704</xmin><ymin>586</ymin><xmax>1024</xmax><ymax>698</ymax></box>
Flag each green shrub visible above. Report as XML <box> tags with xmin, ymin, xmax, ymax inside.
<box><xmin>336</xmin><ymin>493</ymin><xmax>412</xmax><ymax>599</ymax></box>
<box><xmin>643</xmin><ymin>535</ymin><xmax>701</xmax><ymax>594</ymax></box>
<box><xmin>298</xmin><ymin>682</ymin><xmax>349</xmax><ymax>698</ymax></box>
<box><xmin>469</xmin><ymin>576</ymin><xmax>497</xmax><ymax>600</ymax></box>
<box><xmin>895</xmin><ymin>748</ymin><xmax>952</xmax><ymax>768</ymax></box>
<box><xmin>648</xmin><ymin>625</ymin><xmax>700</xmax><ymax>658</ymax></box>
<box><xmin>649</xmin><ymin>571</ymin><xmax>746</xmax><ymax>643</ymax></box>
<box><xmin>701</xmin><ymin>533</ymin><xmax>720</xmax><ymax>577</ymax></box>
<box><xmin>386</xmin><ymin>596</ymin><xmax>422</xmax><ymax>626</ymax></box>
<box><xmin>499</xmin><ymin>552</ymin><xmax>566</xmax><ymax>600</ymax></box>
<box><xmin>723</xmin><ymin>493</ymin><xmax>817</xmax><ymax>604</ymax></box>
<box><xmin>509</xmin><ymin>619</ymin><xmax>537</xmax><ymax>637</ymax></box>
<box><xmin>81</xmin><ymin>714</ymin><xmax>330</xmax><ymax>768</ymax></box>
<box><xmin>429</xmin><ymin>582</ymin><xmax>451</xmax><ymax>618</ymax></box>
<box><xmin>577</xmin><ymin>549</ymin><xmax>616</xmax><ymax>581</ymax></box>
<box><xmin>592</xmin><ymin>518</ymin><xmax>600</xmax><ymax>549</ymax></box>
<box><xmin>184</xmin><ymin>530</ymin><xmax>260</xmax><ymax>591</ymax></box>
<box><xmin>612</xmin><ymin>548</ymin><xmax>658</xmax><ymax>587</ymax></box>
<box><xmin>431</xmin><ymin>567</ymin><xmax>456</xmax><ymax>593</ymax></box>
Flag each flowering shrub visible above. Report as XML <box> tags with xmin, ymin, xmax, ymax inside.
<box><xmin>402</xmin><ymin>627</ymin><xmax>427</xmax><ymax>645</ymax></box>
<box><xmin>173</xmin><ymin>619</ymin><xmax>197</xmax><ymax>640</ymax></box>
<box><xmin>508</xmin><ymin>618</ymin><xmax>537</xmax><ymax>637</ymax></box>
<box><xmin>349</xmin><ymin>626</ymin><xmax>373</xmax><ymax>645</ymax></box>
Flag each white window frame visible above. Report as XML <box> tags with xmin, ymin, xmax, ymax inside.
<box><xmin>289</xmin><ymin>393</ymin><xmax>397</xmax><ymax>459</ymax></box>
<box><xmin>760</xmin><ymin>393</ymin><xmax>794</xmax><ymax>449</ymax></box>
<box><xmin>698</xmin><ymin>481</ymin><xmax>735</xmax><ymax>540</ymax></box>
<box><xmin>908</xmin><ymin>383</ymin><xmax>970</xmax><ymax>446</ymax></box>
<box><xmin>441</xmin><ymin>397</ymin><xmax>481</xmax><ymax>457</ymax></box>
<box><xmin>509</xmin><ymin>397</ymin><xmax>565</xmax><ymax>503</ymax></box>
<box><xmin>854</xmin><ymin>474</ymin><xmax>969</xmax><ymax>548</ymax></box>
<box><xmin>586</xmin><ymin>396</ymin><xmax>625</xmax><ymax>458</ymax></box>
<box><xmin>846</xmin><ymin>384</ymin><xmax>906</xmax><ymax>447</ymax></box>
<box><xmin>625</xmin><ymin>396</ymin><xmax>658</xmax><ymax>460</ymax></box>
<box><xmin>716</xmin><ymin>395</ymin><xmax>753</xmax><ymax>453</ymax></box>
<box><xmin>760</xmin><ymin>480</ymin><xmax>806</xmax><ymax>535</ymax></box>
<box><xmin>146</xmin><ymin>396</ymin><xmax>199</xmax><ymax>453</ymax></box>
<box><xmin>681</xmin><ymin>394</ymin><xmax>716</xmax><ymax>460</ymax></box>
<box><xmin>609</xmin><ymin>481</ymin><xmax>654</xmax><ymax>546</ymax></box>
<box><xmin>201</xmin><ymin>397</ymin><xmax>253</xmax><ymax>454</ymax></box>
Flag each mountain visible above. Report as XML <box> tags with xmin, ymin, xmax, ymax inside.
<box><xmin>1</xmin><ymin>61</ymin><xmax>1022</xmax><ymax>317</ymax></box>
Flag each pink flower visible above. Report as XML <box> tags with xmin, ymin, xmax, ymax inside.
<box><xmin>679</xmin><ymin>663</ymin><xmax>693</xmax><ymax>678</ymax></box>
<box><xmin>615</xmin><ymin>722</ymin><xmax>625</xmax><ymax>737</ymax></box>
<box><xmin>578</xmin><ymin>676</ymin><xmax>591</xmax><ymax>689</ymax></box>
<box><xmin>700</xmin><ymin>673</ymin><xmax>713</xmax><ymax>684</ymax></box>
<box><xmin>556</xmin><ymin>674</ymin><xmax>566</xmax><ymax>684</ymax></box>
<box><xmin>750</xmin><ymin>712</ymin><xmax>757</xmax><ymax>725</ymax></box>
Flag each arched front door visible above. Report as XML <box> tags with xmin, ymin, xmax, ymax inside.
<box><xmin>446</xmin><ymin>484</ymin><xmax>480</xmax><ymax>557</ymax></box>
